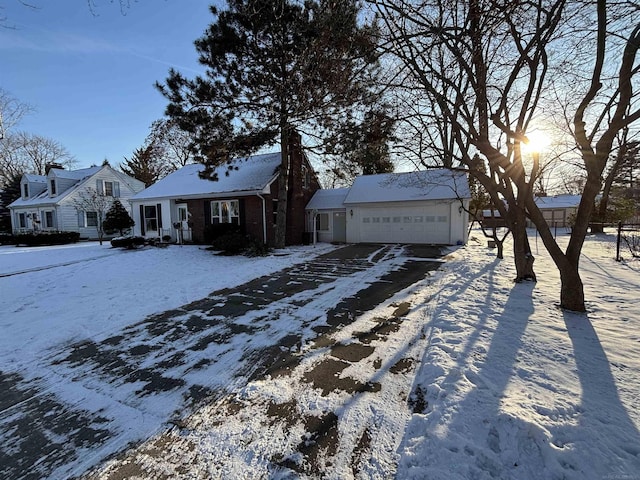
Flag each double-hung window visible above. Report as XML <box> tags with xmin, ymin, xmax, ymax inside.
<box><xmin>97</xmin><ymin>179</ymin><xmax>120</xmax><ymax>198</ymax></box>
<box><xmin>211</xmin><ymin>200</ymin><xmax>239</xmax><ymax>224</ymax></box>
<box><xmin>86</xmin><ymin>211</ymin><xmax>98</xmax><ymax>227</ymax></box>
<box><xmin>43</xmin><ymin>211</ymin><xmax>55</xmax><ymax>229</ymax></box>
<box><xmin>144</xmin><ymin>205</ymin><xmax>158</xmax><ymax>231</ymax></box>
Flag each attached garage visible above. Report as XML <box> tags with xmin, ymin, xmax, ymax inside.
<box><xmin>354</xmin><ymin>202</ymin><xmax>454</xmax><ymax>244</ymax></box>
<box><xmin>307</xmin><ymin>169</ymin><xmax>470</xmax><ymax>246</ymax></box>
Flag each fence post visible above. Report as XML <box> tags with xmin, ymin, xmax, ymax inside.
<box><xmin>616</xmin><ymin>221</ymin><xmax>622</xmax><ymax>262</ymax></box>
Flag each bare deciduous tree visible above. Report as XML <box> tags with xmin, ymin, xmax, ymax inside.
<box><xmin>375</xmin><ymin>0</ymin><xmax>640</xmax><ymax>311</ymax></box>
<box><xmin>375</xmin><ymin>0</ymin><xmax>565</xmax><ymax>283</ymax></box>
<box><xmin>72</xmin><ymin>187</ymin><xmax>111</xmax><ymax>245</ymax></box>
<box><xmin>0</xmin><ymin>131</ymin><xmax>76</xmax><ymax>187</ymax></box>
<box><xmin>0</xmin><ymin>88</ymin><xmax>33</xmax><ymax>140</ymax></box>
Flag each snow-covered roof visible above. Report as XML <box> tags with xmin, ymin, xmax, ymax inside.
<box><xmin>24</xmin><ymin>174</ymin><xmax>46</xmax><ymax>183</ymax></box>
<box><xmin>9</xmin><ymin>189</ymin><xmax>57</xmax><ymax>208</ymax></box>
<box><xmin>534</xmin><ymin>194</ymin><xmax>581</xmax><ymax>209</ymax></box>
<box><xmin>50</xmin><ymin>166</ymin><xmax>101</xmax><ymax>180</ymax></box>
<box><xmin>343</xmin><ymin>169</ymin><xmax>470</xmax><ymax>205</ymax></box>
<box><xmin>10</xmin><ymin>165</ymin><xmax>141</xmax><ymax>209</ymax></box>
<box><xmin>131</xmin><ymin>153</ymin><xmax>282</xmax><ymax>201</ymax></box>
<box><xmin>306</xmin><ymin>188</ymin><xmax>349</xmax><ymax>211</ymax></box>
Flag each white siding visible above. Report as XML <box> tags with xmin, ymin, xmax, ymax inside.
<box><xmin>131</xmin><ymin>199</ymin><xmax>173</xmax><ymax>240</ymax></box>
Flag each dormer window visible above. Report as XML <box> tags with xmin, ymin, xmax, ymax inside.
<box><xmin>23</xmin><ymin>183</ymin><xmax>29</xmax><ymax>198</ymax></box>
<box><xmin>50</xmin><ymin>179</ymin><xmax>56</xmax><ymax>196</ymax></box>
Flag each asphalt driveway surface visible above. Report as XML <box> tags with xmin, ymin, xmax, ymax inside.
<box><xmin>0</xmin><ymin>244</ymin><xmax>445</xmax><ymax>479</ymax></box>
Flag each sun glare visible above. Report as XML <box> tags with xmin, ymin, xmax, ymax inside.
<box><xmin>522</xmin><ymin>130</ymin><xmax>551</xmax><ymax>154</ymax></box>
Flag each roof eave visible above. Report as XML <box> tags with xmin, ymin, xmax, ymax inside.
<box><xmin>130</xmin><ymin>189</ymin><xmax>268</xmax><ymax>203</ymax></box>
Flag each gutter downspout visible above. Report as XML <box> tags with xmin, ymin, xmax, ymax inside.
<box><xmin>312</xmin><ymin>209</ymin><xmax>318</xmax><ymax>247</ymax></box>
<box><xmin>257</xmin><ymin>193</ymin><xmax>267</xmax><ymax>244</ymax></box>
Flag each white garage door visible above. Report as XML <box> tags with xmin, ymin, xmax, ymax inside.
<box><xmin>358</xmin><ymin>204</ymin><xmax>451</xmax><ymax>244</ymax></box>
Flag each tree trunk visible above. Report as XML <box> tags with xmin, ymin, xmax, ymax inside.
<box><xmin>495</xmin><ymin>237</ymin><xmax>504</xmax><ymax>259</ymax></box>
<box><xmin>526</xmin><ymin>194</ymin><xmax>588</xmax><ymax>312</ymax></box>
<box><xmin>559</xmin><ymin>260</ymin><xmax>586</xmax><ymax>312</ymax></box>
<box><xmin>274</xmin><ymin>126</ymin><xmax>289</xmax><ymax>249</ymax></box>
<box><xmin>511</xmin><ymin>209</ymin><xmax>536</xmax><ymax>282</ymax></box>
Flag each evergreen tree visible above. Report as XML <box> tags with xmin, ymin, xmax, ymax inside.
<box><xmin>324</xmin><ymin>108</ymin><xmax>396</xmax><ymax>184</ymax></box>
<box><xmin>0</xmin><ymin>173</ymin><xmax>22</xmax><ymax>233</ymax></box>
<box><xmin>158</xmin><ymin>0</ymin><xmax>380</xmax><ymax>247</ymax></box>
<box><xmin>103</xmin><ymin>199</ymin><xmax>134</xmax><ymax>236</ymax></box>
<box><xmin>121</xmin><ymin>144</ymin><xmax>168</xmax><ymax>187</ymax></box>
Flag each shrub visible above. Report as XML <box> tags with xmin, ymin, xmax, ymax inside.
<box><xmin>0</xmin><ymin>233</ymin><xmax>17</xmax><ymax>245</ymax></box>
<box><xmin>211</xmin><ymin>232</ymin><xmax>271</xmax><ymax>257</ymax></box>
<box><xmin>211</xmin><ymin>231</ymin><xmax>249</xmax><ymax>255</ymax></box>
<box><xmin>111</xmin><ymin>236</ymin><xmax>145</xmax><ymax>249</ymax></box>
<box><xmin>245</xmin><ymin>238</ymin><xmax>271</xmax><ymax>257</ymax></box>
<box><xmin>14</xmin><ymin>231</ymin><xmax>80</xmax><ymax>246</ymax></box>
<box><xmin>203</xmin><ymin>223</ymin><xmax>242</xmax><ymax>244</ymax></box>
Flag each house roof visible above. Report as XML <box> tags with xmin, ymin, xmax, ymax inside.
<box><xmin>49</xmin><ymin>166</ymin><xmax>101</xmax><ymax>180</ymax></box>
<box><xmin>534</xmin><ymin>194</ymin><xmax>581</xmax><ymax>209</ymax></box>
<box><xmin>24</xmin><ymin>174</ymin><xmax>46</xmax><ymax>183</ymax></box>
<box><xmin>130</xmin><ymin>152</ymin><xmax>282</xmax><ymax>201</ymax></box>
<box><xmin>9</xmin><ymin>189</ymin><xmax>56</xmax><ymax>208</ymax></box>
<box><xmin>9</xmin><ymin>165</ymin><xmax>142</xmax><ymax>209</ymax></box>
<box><xmin>343</xmin><ymin>169</ymin><xmax>470</xmax><ymax>205</ymax></box>
<box><xmin>306</xmin><ymin>188</ymin><xmax>349</xmax><ymax>210</ymax></box>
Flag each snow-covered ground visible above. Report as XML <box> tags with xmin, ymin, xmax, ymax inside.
<box><xmin>397</xmin><ymin>230</ymin><xmax>640</xmax><ymax>479</ymax></box>
<box><xmin>0</xmin><ymin>241</ymin><xmax>336</xmax><ymax>368</ymax></box>
<box><xmin>1</xmin><ymin>230</ymin><xmax>639</xmax><ymax>479</ymax></box>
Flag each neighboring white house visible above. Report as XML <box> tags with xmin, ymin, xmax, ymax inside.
<box><xmin>528</xmin><ymin>194</ymin><xmax>581</xmax><ymax>228</ymax></box>
<box><xmin>9</xmin><ymin>165</ymin><xmax>145</xmax><ymax>239</ymax></box>
<box><xmin>306</xmin><ymin>169</ymin><xmax>471</xmax><ymax>246</ymax></box>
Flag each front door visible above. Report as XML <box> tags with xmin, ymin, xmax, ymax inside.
<box><xmin>333</xmin><ymin>211</ymin><xmax>346</xmax><ymax>243</ymax></box>
<box><xmin>177</xmin><ymin>204</ymin><xmax>191</xmax><ymax>242</ymax></box>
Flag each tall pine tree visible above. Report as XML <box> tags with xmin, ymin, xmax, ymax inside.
<box><xmin>158</xmin><ymin>0</ymin><xmax>380</xmax><ymax>247</ymax></box>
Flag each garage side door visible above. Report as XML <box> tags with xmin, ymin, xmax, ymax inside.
<box><xmin>358</xmin><ymin>204</ymin><xmax>450</xmax><ymax>244</ymax></box>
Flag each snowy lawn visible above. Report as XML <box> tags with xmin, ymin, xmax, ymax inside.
<box><xmin>397</xmin><ymin>229</ymin><xmax>640</xmax><ymax>479</ymax></box>
<box><xmin>0</xmin><ymin>241</ymin><xmax>337</xmax><ymax>370</ymax></box>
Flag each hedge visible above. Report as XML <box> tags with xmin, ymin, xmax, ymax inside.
<box><xmin>14</xmin><ymin>231</ymin><xmax>80</xmax><ymax>246</ymax></box>
<box><xmin>110</xmin><ymin>236</ymin><xmax>145</xmax><ymax>249</ymax></box>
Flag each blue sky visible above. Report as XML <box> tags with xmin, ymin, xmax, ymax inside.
<box><xmin>1</xmin><ymin>0</ymin><xmax>218</xmax><ymax>169</ymax></box>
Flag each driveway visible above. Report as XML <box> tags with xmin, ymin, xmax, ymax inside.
<box><xmin>0</xmin><ymin>244</ymin><xmax>446</xmax><ymax>480</ymax></box>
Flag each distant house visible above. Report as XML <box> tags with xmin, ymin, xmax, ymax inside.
<box><xmin>529</xmin><ymin>194</ymin><xmax>581</xmax><ymax>228</ymax></box>
<box><xmin>306</xmin><ymin>169</ymin><xmax>470</xmax><ymax>245</ymax></box>
<box><xmin>9</xmin><ymin>165</ymin><xmax>145</xmax><ymax>239</ymax></box>
<box><xmin>129</xmin><ymin>134</ymin><xmax>320</xmax><ymax>245</ymax></box>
